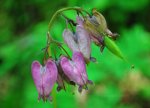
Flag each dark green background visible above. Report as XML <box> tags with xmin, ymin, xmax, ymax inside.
<box><xmin>0</xmin><ymin>0</ymin><xmax>150</xmax><ymax>108</ymax></box>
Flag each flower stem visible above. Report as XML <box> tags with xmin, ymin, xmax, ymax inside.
<box><xmin>52</xmin><ymin>87</ymin><xmax>57</xmax><ymax>108</ymax></box>
<box><xmin>47</xmin><ymin>7</ymin><xmax>91</xmax><ymax>60</ymax></box>
<box><xmin>48</xmin><ymin>7</ymin><xmax>90</xmax><ymax>31</ymax></box>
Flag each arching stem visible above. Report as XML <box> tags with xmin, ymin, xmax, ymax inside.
<box><xmin>46</xmin><ymin>32</ymin><xmax>71</xmax><ymax>59</ymax></box>
<box><xmin>48</xmin><ymin>7</ymin><xmax>90</xmax><ymax>31</ymax></box>
<box><xmin>47</xmin><ymin>7</ymin><xmax>91</xmax><ymax>60</ymax></box>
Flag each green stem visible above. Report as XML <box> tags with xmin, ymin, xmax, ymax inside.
<box><xmin>47</xmin><ymin>7</ymin><xmax>91</xmax><ymax>60</ymax></box>
<box><xmin>48</xmin><ymin>7</ymin><xmax>90</xmax><ymax>31</ymax></box>
<box><xmin>52</xmin><ymin>87</ymin><xmax>57</xmax><ymax>108</ymax></box>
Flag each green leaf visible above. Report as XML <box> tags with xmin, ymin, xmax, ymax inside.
<box><xmin>104</xmin><ymin>36</ymin><xmax>126</xmax><ymax>61</ymax></box>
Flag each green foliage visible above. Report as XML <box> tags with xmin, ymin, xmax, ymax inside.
<box><xmin>0</xmin><ymin>0</ymin><xmax>150</xmax><ymax>108</ymax></box>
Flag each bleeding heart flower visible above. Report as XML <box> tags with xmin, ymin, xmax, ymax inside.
<box><xmin>63</xmin><ymin>29</ymin><xmax>79</xmax><ymax>52</ymax></box>
<box><xmin>76</xmin><ymin>16</ymin><xmax>91</xmax><ymax>61</ymax></box>
<box><xmin>31</xmin><ymin>59</ymin><xmax>58</xmax><ymax>101</ymax></box>
<box><xmin>63</xmin><ymin>16</ymin><xmax>91</xmax><ymax>62</ymax></box>
<box><xmin>60</xmin><ymin>51</ymin><xmax>92</xmax><ymax>92</ymax></box>
<box><xmin>55</xmin><ymin>60</ymin><xmax>75</xmax><ymax>92</ymax></box>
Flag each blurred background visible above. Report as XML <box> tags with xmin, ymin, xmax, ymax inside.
<box><xmin>0</xmin><ymin>0</ymin><xmax>150</xmax><ymax>108</ymax></box>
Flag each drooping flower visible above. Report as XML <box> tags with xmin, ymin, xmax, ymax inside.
<box><xmin>63</xmin><ymin>29</ymin><xmax>79</xmax><ymax>52</ymax></box>
<box><xmin>76</xmin><ymin>16</ymin><xmax>91</xmax><ymax>61</ymax></box>
<box><xmin>55</xmin><ymin>60</ymin><xmax>75</xmax><ymax>92</ymax></box>
<box><xmin>31</xmin><ymin>59</ymin><xmax>58</xmax><ymax>101</ymax></box>
<box><xmin>60</xmin><ymin>51</ymin><xmax>92</xmax><ymax>92</ymax></box>
<box><xmin>63</xmin><ymin>16</ymin><xmax>91</xmax><ymax>62</ymax></box>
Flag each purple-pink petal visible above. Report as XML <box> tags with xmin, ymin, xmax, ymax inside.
<box><xmin>31</xmin><ymin>59</ymin><xmax>58</xmax><ymax>101</ymax></box>
<box><xmin>63</xmin><ymin>29</ymin><xmax>79</xmax><ymax>52</ymax></box>
<box><xmin>32</xmin><ymin>61</ymin><xmax>43</xmax><ymax>95</ymax></box>
<box><xmin>76</xmin><ymin>16</ymin><xmax>84</xmax><ymax>27</ymax></box>
<box><xmin>43</xmin><ymin>59</ymin><xmax>58</xmax><ymax>96</ymax></box>
<box><xmin>72</xmin><ymin>52</ymin><xmax>88</xmax><ymax>84</ymax></box>
<box><xmin>60</xmin><ymin>56</ymin><xmax>77</xmax><ymax>82</ymax></box>
<box><xmin>76</xmin><ymin>25</ymin><xmax>91</xmax><ymax>60</ymax></box>
<box><xmin>60</xmin><ymin>51</ymin><xmax>88</xmax><ymax>86</ymax></box>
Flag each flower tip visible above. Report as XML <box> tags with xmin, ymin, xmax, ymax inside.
<box><xmin>78</xmin><ymin>86</ymin><xmax>83</xmax><ymax>93</ymax></box>
<box><xmin>87</xmin><ymin>80</ymin><xmax>93</xmax><ymax>85</ymax></box>
<box><xmin>32</xmin><ymin>60</ymin><xmax>40</xmax><ymax>67</ymax></box>
<box><xmin>46</xmin><ymin>58</ymin><xmax>53</xmax><ymax>63</ymax></box>
<box><xmin>38</xmin><ymin>95</ymin><xmax>53</xmax><ymax>102</ymax></box>
<box><xmin>57</xmin><ymin>86</ymin><xmax>62</xmax><ymax>92</ymax></box>
<box><xmin>90</xmin><ymin>57</ymin><xmax>97</xmax><ymax>63</ymax></box>
<box><xmin>38</xmin><ymin>95</ymin><xmax>42</xmax><ymax>102</ymax></box>
<box><xmin>76</xmin><ymin>16</ymin><xmax>84</xmax><ymax>26</ymax></box>
<box><xmin>47</xmin><ymin>96</ymin><xmax>53</xmax><ymax>102</ymax></box>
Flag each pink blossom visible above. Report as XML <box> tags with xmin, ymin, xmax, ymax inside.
<box><xmin>63</xmin><ymin>16</ymin><xmax>91</xmax><ymax>61</ymax></box>
<box><xmin>31</xmin><ymin>59</ymin><xmax>58</xmax><ymax>101</ymax></box>
<box><xmin>60</xmin><ymin>51</ymin><xmax>92</xmax><ymax>92</ymax></box>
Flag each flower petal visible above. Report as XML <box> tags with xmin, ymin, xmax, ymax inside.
<box><xmin>43</xmin><ymin>59</ymin><xmax>58</xmax><ymax>96</ymax></box>
<box><xmin>76</xmin><ymin>25</ymin><xmax>91</xmax><ymax>60</ymax></box>
<box><xmin>72</xmin><ymin>52</ymin><xmax>88</xmax><ymax>84</ymax></box>
<box><xmin>76</xmin><ymin>16</ymin><xmax>84</xmax><ymax>27</ymax></box>
<box><xmin>63</xmin><ymin>29</ymin><xmax>79</xmax><ymax>52</ymax></box>
<box><xmin>60</xmin><ymin>56</ymin><xmax>78</xmax><ymax>82</ymax></box>
<box><xmin>31</xmin><ymin>61</ymin><xmax>43</xmax><ymax>95</ymax></box>
<box><xmin>60</xmin><ymin>52</ymin><xmax>88</xmax><ymax>86</ymax></box>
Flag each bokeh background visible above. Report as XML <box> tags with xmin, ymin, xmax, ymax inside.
<box><xmin>0</xmin><ymin>0</ymin><xmax>150</xmax><ymax>108</ymax></box>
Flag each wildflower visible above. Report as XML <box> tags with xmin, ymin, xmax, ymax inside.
<box><xmin>55</xmin><ymin>60</ymin><xmax>75</xmax><ymax>91</ymax></box>
<box><xmin>31</xmin><ymin>7</ymin><xmax>124</xmax><ymax>101</ymax></box>
<box><xmin>63</xmin><ymin>29</ymin><xmax>79</xmax><ymax>52</ymax></box>
<box><xmin>31</xmin><ymin>59</ymin><xmax>58</xmax><ymax>101</ymax></box>
<box><xmin>60</xmin><ymin>51</ymin><xmax>93</xmax><ymax>92</ymax></box>
<box><xmin>63</xmin><ymin>16</ymin><xmax>91</xmax><ymax>62</ymax></box>
<box><xmin>76</xmin><ymin>16</ymin><xmax>91</xmax><ymax>61</ymax></box>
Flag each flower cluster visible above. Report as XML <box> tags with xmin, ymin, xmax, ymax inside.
<box><xmin>31</xmin><ymin>7</ymin><xmax>123</xmax><ymax>102</ymax></box>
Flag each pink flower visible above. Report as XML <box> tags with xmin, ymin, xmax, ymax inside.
<box><xmin>63</xmin><ymin>29</ymin><xmax>79</xmax><ymax>52</ymax></box>
<box><xmin>60</xmin><ymin>51</ymin><xmax>92</xmax><ymax>92</ymax></box>
<box><xmin>31</xmin><ymin>59</ymin><xmax>58</xmax><ymax>101</ymax></box>
<box><xmin>76</xmin><ymin>16</ymin><xmax>91</xmax><ymax>61</ymax></box>
<box><xmin>63</xmin><ymin>16</ymin><xmax>91</xmax><ymax>61</ymax></box>
<box><xmin>55</xmin><ymin>60</ymin><xmax>75</xmax><ymax>92</ymax></box>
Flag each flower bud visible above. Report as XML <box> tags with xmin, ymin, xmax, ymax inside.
<box><xmin>31</xmin><ymin>59</ymin><xmax>58</xmax><ymax>101</ymax></box>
